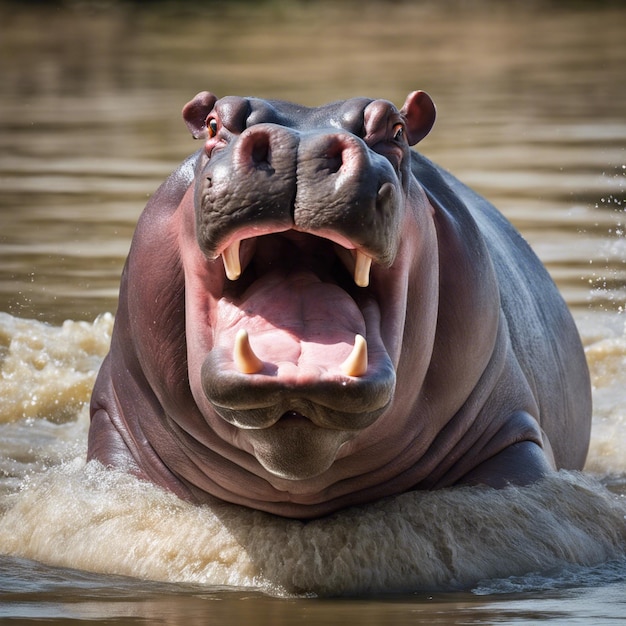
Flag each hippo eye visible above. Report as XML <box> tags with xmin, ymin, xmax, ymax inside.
<box><xmin>207</xmin><ymin>118</ymin><xmax>218</xmax><ymax>138</ymax></box>
<box><xmin>392</xmin><ymin>123</ymin><xmax>405</xmax><ymax>142</ymax></box>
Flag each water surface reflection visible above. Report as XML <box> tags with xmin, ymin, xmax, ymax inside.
<box><xmin>0</xmin><ymin>1</ymin><xmax>624</xmax><ymax>322</ymax></box>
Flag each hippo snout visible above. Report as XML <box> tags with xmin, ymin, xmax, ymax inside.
<box><xmin>195</xmin><ymin>123</ymin><xmax>403</xmax><ymax>269</ymax></box>
<box><xmin>195</xmin><ymin>124</ymin><xmax>298</xmax><ymax>257</ymax></box>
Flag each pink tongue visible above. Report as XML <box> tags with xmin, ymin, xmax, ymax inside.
<box><xmin>215</xmin><ymin>270</ymin><xmax>366</xmax><ymax>371</ymax></box>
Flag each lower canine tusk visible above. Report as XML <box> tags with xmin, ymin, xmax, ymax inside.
<box><xmin>234</xmin><ymin>329</ymin><xmax>263</xmax><ymax>374</ymax></box>
<box><xmin>340</xmin><ymin>334</ymin><xmax>368</xmax><ymax>377</ymax></box>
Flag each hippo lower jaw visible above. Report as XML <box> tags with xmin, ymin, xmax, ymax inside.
<box><xmin>197</xmin><ymin>228</ymin><xmax>398</xmax><ymax>480</ymax></box>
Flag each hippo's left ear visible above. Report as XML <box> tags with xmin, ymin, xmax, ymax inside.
<box><xmin>400</xmin><ymin>91</ymin><xmax>436</xmax><ymax>146</ymax></box>
<box><xmin>182</xmin><ymin>91</ymin><xmax>218</xmax><ymax>139</ymax></box>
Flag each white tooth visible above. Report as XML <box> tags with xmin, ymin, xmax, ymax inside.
<box><xmin>222</xmin><ymin>240</ymin><xmax>241</xmax><ymax>280</ymax></box>
<box><xmin>234</xmin><ymin>329</ymin><xmax>263</xmax><ymax>374</ymax></box>
<box><xmin>340</xmin><ymin>334</ymin><xmax>368</xmax><ymax>377</ymax></box>
<box><xmin>354</xmin><ymin>251</ymin><xmax>372</xmax><ymax>288</ymax></box>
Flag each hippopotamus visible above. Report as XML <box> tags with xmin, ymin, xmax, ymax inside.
<box><xmin>88</xmin><ymin>90</ymin><xmax>591</xmax><ymax>519</ymax></box>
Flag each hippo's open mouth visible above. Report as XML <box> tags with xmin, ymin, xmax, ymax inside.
<box><xmin>199</xmin><ymin>227</ymin><xmax>397</xmax><ymax>478</ymax></box>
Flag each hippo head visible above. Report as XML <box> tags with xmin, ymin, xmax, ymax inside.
<box><xmin>178</xmin><ymin>91</ymin><xmax>437</xmax><ymax>484</ymax></box>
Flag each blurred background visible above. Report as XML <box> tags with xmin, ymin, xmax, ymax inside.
<box><xmin>0</xmin><ymin>0</ymin><xmax>624</xmax><ymax>323</ymax></box>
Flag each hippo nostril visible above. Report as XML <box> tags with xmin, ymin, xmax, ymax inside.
<box><xmin>326</xmin><ymin>154</ymin><xmax>343</xmax><ymax>175</ymax></box>
<box><xmin>237</xmin><ymin>129</ymin><xmax>275</xmax><ymax>173</ymax></box>
<box><xmin>323</xmin><ymin>139</ymin><xmax>347</xmax><ymax>175</ymax></box>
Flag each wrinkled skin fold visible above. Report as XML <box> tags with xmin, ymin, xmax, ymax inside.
<box><xmin>88</xmin><ymin>90</ymin><xmax>591</xmax><ymax>518</ymax></box>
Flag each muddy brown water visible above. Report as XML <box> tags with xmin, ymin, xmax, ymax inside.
<box><xmin>0</xmin><ymin>1</ymin><xmax>625</xmax><ymax>623</ymax></box>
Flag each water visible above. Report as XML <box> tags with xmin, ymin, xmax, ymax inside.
<box><xmin>0</xmin><ymin>0</ymin><xmax>625</xmax><ymax>623</ymax></box>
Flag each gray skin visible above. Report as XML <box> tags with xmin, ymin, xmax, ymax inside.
<box><xmin>88</xmin><ymin>90</ymin><xmax>591</xmax><ymax>519</ymax></box>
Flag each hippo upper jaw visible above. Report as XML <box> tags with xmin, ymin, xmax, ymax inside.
<box><xmin>194</xmin><ymin>122</ymin><xmax>406</xmax><ymax>269</ymax></box>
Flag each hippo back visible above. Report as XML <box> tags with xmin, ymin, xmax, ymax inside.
<box><xmin>411</xmin><ymin>151</ymin><xmax>591</xmax><ymax>470</ymax></box>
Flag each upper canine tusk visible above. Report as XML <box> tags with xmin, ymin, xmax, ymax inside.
<box><xmin>354</xmin><ymin>252</ymin><xmax>372</xmax><ymax>288</ymax></box>
<box><xmin>222</xmin><ymin>240</ymin><xmax>241</xmax><ymax>281</ymax></box>
<box><xmin>340</xmin><ymin>334</ymin><xmax>368</xmax><ymax>377</ymax></box>
<box><xmin>234</xmin><ymin>329</ymin><xmax>263</xmax><ymax>374</ymax></box>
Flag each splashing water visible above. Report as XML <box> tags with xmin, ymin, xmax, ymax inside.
<box><xmin>0</xmin><ymin>312</ymin><xmax>624</xmax><ymax>596</ymax></box>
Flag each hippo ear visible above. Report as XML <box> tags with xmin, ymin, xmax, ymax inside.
<box><xmin>182</xmin><ymin>91</ymin><xmax>218</xmax><ymax>139</ymax></box>
<box><xmin>400</xmin><ymin>91</ymin><xmax>436</xmax><ymax>146</ymax></box>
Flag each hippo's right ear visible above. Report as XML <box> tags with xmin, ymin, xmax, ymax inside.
<box><xmin>400</xmin><ymin>91</ymin><xmax>436</xmax><ymax>146</ymax></box>
<box><xmin>182</xmin><ymin>91</ymin><xmax>218</xmax><ymax>139</ymax></box>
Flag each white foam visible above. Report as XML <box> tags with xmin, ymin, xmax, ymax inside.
<box><xmin>0</xmin><ymin>460</ymin><xmax>624</xmax><ymax>596</ymax></box>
